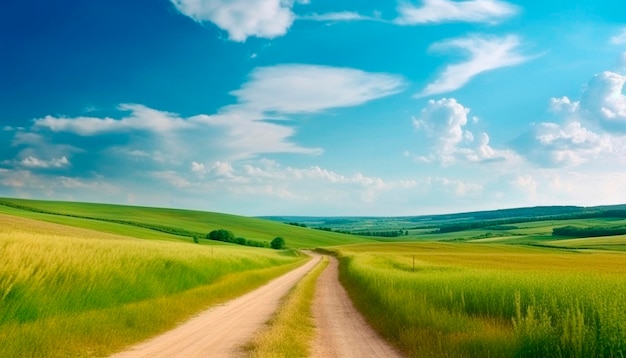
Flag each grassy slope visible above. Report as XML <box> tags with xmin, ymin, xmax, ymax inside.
<box><xmin>0</xmin><ymin>198</ymin><xmax>374</xmax><ymax>248</ymax></box>
<box><xmin>0</xmin><ymin>213</ymin><xmax>307</xmax><ymax>357</ymax></box>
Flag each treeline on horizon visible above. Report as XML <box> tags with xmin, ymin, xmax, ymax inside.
<box><xmin>284</xmin><ymin>222</ymin><xmax>407</xmax><ymax>238</ymax></box>
<box><xmin>552</xmin><ymin>225</ymin><xmax>626</xmax><ymax>238</ymax></box>
<box><xmin>436</xmin><ymin>209</ymin><xmax>626</xmax><ymax>234</ymax></box>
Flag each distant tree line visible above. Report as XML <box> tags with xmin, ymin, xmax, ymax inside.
<box><xmin>282</xmin><ymin>220</ymin><xmax>412</xmax><ymax>238</ymax></box>
<box><xmin>314</xmin><ymin>227</ymin><xmax>352</xmax><ymax>234</ymax></box>
<box><xmin>353</xmin><ymin>230</ymin><xmax>408</xmax><ymax>237</ymax></box>
<box><xmin>552</xmin><ymin>225</ymin><xmax>626</xmax><ymax>238</ymax></box>
<box><xmin>206</xmin><ymin>229</ymin><xmax>285</xmax><ymax>249</ymax></box>
<box><xmin>285</xmin><ymin>222</ymin><xmax>308</xmax><ymax>228</ymax></box>
<box><xmin>437</xmin><ymin>210</ymin><xmax>626</xmax><ymax>234</ymax></box>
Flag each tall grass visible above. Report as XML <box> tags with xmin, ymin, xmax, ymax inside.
<box><xmin>0</xmin><ymin>214</ymin><xmax>304</xmax><ymax>357</ymax></box>
<box><xmin>338</xmin><ymin>243</ymin><xmax>626</xmax><ymax>357</ymax></box>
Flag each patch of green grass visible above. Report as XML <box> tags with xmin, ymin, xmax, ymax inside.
<box><xmin>0</xmin><ymin>214</ymin><xmax>306</xmax><ymax>357</ymax></box>
<box><xmin>244</xmin><ymin>255</ymin><xmax>329</xmax><ymax>357</ymax></box>
<box><xmin>336</xmin><ymin>243</ymin><xmax>626</xmax><ymax>357</ymax></box>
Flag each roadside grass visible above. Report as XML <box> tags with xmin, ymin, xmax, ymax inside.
<box><xmin>243</xmin><ymin>255</ymin><xmax>329</xmax><ymax>357</ymax></box>
<box><xmin>0</xmin><ymin>214</ymin><xmax>306</xmax><ymax>357</ymax></box>
<box><xmin>336</xmin><ymin>242</ymin><xmax>626</xmax><ymax>357</ymax></box>
<box><xmin>0</xmin><ymin>197</ymin><xmax>373</xmax><ymax>247</ymax></box>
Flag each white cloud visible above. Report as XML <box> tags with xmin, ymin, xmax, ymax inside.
<box><xmin>11</xmin><ymin>63</ymin><xmax>405</xmax><ymax>191</ymax></box>
<box><xmin>394</xmin><ymin>0</ymin><xmax>519</xmax><ymax>25</ymax></box>
<box><xmin>299</xmin><ymin>12</ymin><xmax>375</xmax><ymax>22</ymax></box>
<box><xmin>610</xmin><ymin>27</ymin><xmax>626</xmax><ymax>45</ymax></box>
<box><xmin>511</xmin><ymin>121</ymin><xmax>621</xmax><ymax>167</ymax></box>
<box><xmin>20</xmin><ymin>156</ymin><xmax>70</xmax><ymax>169</ymax></box>
<box><xmin>579</xmin><ymin>71</ymin><xmax>626</xmax><ymax>131</ymax></box>
<box><xmin>149</xmin><ymin>158</ymin><xmax>422</xmax><ymax>213</ymax></box>
<box><xmin>34</xmin><ymin>104</ymin><xmax>190</xmax><ymax>136</ymax></box>
<box><xmin>169</xmin><ymin>0</ymin><xmax>303</xmax><ymax>42</ymax></box>
<box><xmin>513</xmin><ymin>69</ymin><xmax>626</xmax><ymax>168</ymax></box>
<box><xmin>549</xmin><ymin>96</ymin><xmax>579</xmax><ymax>114</ymax></box>
<box><xmin>412</xmin><ymin>98</ymin><xmax>514</xmax><ymax>164</ymax></box>
<box><xmin>230</xmin><ymin>64</ymin><xmax>406</xmax><ymax>114</ymax></box>
<box><xmin>210</xmin><ymin>161</ymin><xmax>235</xmax><ymax>177</ymax></box>
<box><xmin>418</xmin><ymin>35</ymin><xmax>531</xmax><ymax>97</ymax></box>
<box><xmin>191</xmin><ymin>161</ymin><xmax>206</xmax><ymax>174</ymax></box>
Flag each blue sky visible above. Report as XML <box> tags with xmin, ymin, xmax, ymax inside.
<box><xmin>1</xmin><ymin>0</ymin><xmax>626</xmax><ymax>216</ymax></box>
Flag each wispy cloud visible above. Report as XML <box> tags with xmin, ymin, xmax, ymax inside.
<box><xmin>417</xmin><ymin>34</ymin><xmax>532</xmax><ymax>97</ymax></box>
<box><xmin>230</xmin><ymin>64</ymin><xmax>406</xmax><ymax>114</ymax></box>
<box><xmin>394</xmin><ymin>0</ymin><xmax>519</xmax><ymax>25</ymax></box>
<box><xmin>19</xmin><ymin>64</ymin><xmax>405</xmax><ymax>181</ymax></box>
<box><xmin>298</xmin><ymin>11</ymin><xmax>377</xmax><ymax>22</ymax></box>
<box><xmin>34</xmin><ymin>104</ymin><xmax>191</xmax><ymax>136</ymax></box>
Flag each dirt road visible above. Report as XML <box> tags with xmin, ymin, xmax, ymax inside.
<box><xmin>112</xmin><ymin>253</ymin><xmax>402</xmax><ymax>357</ymax></box>
<box><xmin>110</xmin><ymin>255</ymin><xmax>322</xmax><ymax>358</ymax></box>
<box><xmin>311</xmin><ymin>256</ymin><xmax>403</xmax><ymax>358</ymax></box>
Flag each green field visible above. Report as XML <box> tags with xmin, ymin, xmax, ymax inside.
<box><xmin>0</xmin><ymin>213</ymin><xmax>309</xmax><ymax>357</ymax></box>
<box><xmin>0</xmin><ymin>198</ymin><xmax>373</xmax><ymax>248</ymax></box>
<box><xmin>335</xmin><ymin>242</ymin><xmax>626</xmax><ymax>357</ymax></box>
<box><xmin>3</xmin><ymin>197</ymin><xmax>626</xmax><ymax>357</ymax></box>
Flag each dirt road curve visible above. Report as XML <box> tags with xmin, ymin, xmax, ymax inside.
<box><xmin>111</xmin><ymin>255</ymin><xmax>322</xmax><ymax>358</ymax></box>
<box><xmin>311</xmin><ymin>257</ymin><xmax>404</xmax><ymax>358</ymax></box>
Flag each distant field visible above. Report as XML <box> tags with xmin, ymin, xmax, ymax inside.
<box><xmin>0</xmin><ymin>198</ymin><xmax>373</xmax><ymax>248</ymax></box>
<box><xmin>545</xmin><ymin>235</ymin><xmax>626</xmax><ymax>251</ymax></box>
<box><xmin>336</xmin><ymin>242</ymin><xmax>626</xmax><ymax>357</ymax></box>
<box><xmin>0</xmin><ymin>213</ymin><xmax>306</xmax><ymax>357</ymax></box>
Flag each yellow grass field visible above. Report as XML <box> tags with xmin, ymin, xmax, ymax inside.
<box><xmin>0</xmin><ymin>213</ymin><xmax>305</xmax><ymax>357</ymax></box>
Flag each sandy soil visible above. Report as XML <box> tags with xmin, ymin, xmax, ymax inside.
<box><xmin>311</xmin><ymin>256</ymin><xmax>404</xmax><ymax>358</ymax></box>
<box><xmin>110</xmin><ymin>254</ymin><xmax>322</xmax><ymax>358</ymax></box>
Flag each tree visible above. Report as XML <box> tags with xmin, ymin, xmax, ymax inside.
<box><xmin>270</xmin><ymin>237</ymin><xmax>285</xmax><ymax>250</ymax></box>
<box><xmin>206</xmin><ymin>229</ymin><xmax>235</xmax><ymax>243</ymax></box>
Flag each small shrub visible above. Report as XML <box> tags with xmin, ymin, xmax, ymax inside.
<box><xmin>271</xmin><ymin>237</ymin><xmax>285</xmax><ymax>250</ymax></box>
<box><xmin>206</xmin><ymin>229</ymin><xmax>235</xmax><ymax>243</ymax></box>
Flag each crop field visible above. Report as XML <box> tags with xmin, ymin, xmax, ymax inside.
<box><xmin>0</xmin><ymin>213</ymin><xmax>307</xmax><ymax>357</ymax></box>
<box><xmin>336</xmin><ymin>242</ymin><xmax>626</xmax><ymax>357</ymax></box>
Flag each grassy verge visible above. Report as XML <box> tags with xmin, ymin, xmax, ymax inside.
<box><xmin>338</xmin><ymin>243</ymin><xmax>626</xmax><ymax>357</ymax></box>
<box><xmin>244</xmin><ymin>255</ymin><xmax>329</xmax><ymax>357</ymax></box>
<box><xmin>0</xmin><ymin>214</ymin><xmax>306</xmax><ymax>357</ymax></box>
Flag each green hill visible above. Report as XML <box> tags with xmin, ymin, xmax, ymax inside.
<box><xmin>0</xmin><ymin>198</ymin><xmax>374</xmax><ymax>248</ymax></box>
